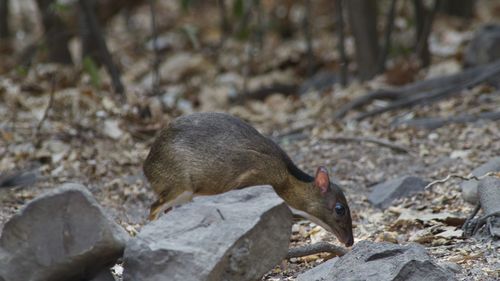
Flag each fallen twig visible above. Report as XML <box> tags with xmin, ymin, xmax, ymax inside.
<box><xmin>424</xmin><ymin>171</ymin><xmax>499</xmax><ymax>190</ymax></box>
<box><xmin>287</xmin><ymin>242</ymin><xmax>347</xmax><ymax>259</ymax></box>
<box><xmin>217</xmin><ymin>0</ymin><xmax>229</xmax><ymax>46</ymax></box>
<box><xmin>34</xmin><ymin>75</ymin><xmax>56</xmax><ymax>147</ymax></box>
<box><xmin>327</xmin><ymin>136</ymin><xmax>411</xmax><ymax>154</ymax></box>
<box><xmin>335</xmin><ymin>60</ymin><xmax>500</xmax><ymax>120</ymax></box>
<box><xmin>395</xmin><ymin>110</ymin><xmax>500</xmax><ymax>130</ymax></box>
<box><xmin>355</xmin><ymin>60</ymin><xmax>500</xmax><ymax>121</ymax></box>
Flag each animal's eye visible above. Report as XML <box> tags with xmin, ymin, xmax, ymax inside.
<box><xmin>335</xmin><ymin>203</ymin><xmax>346</xmax><ymax>216</ymax></box>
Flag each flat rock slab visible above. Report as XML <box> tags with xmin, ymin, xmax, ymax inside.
<box><xmin>123</xmin><ymin>185</ymin><xmax>292</xmax><ymax>281</ymax></box>
<box><xmin>368</xmin><ymin>176</ymin><xmax>429</xmax><ymax>209</ymax></box>
<box><xmin>297</xmin><ymin>241</ymin><xmax>457</xmax><ymax>281</ymax></box>
<box><xmin>460</xmin><ymin>157</ymin><xmax>500</xmax><ymax>204</ymax></box>
<box><xmin>478</xmin><ymin>177</ymin><xmax>500</xmax><ymax>237</ymax></box>
<box><xmin>0</xmin><ymin>183</ymin><xmax>129</xmax><ymax>281</ymax></box>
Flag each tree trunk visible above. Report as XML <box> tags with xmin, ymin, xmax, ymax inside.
<box><xmin>79</xmin><ymin>0</ymin><xmax>101</xmax><ymax>64</ymax></box>
<box><xmin>413</xmin><ymin>0</ymin><xmax>439</xmax><ymax>68</ymax></box>
<box><xmin>36</xmin><ymin>0</ymin><xmax>73</xmax><ymax>64</ymax></box>
<box><xmin>0</xmin><ymin>0</ymin><xmax>9</xmax><ymax>39</ymax></box>
<box><xmin>334</xmin><ymin>0</ymin><xmax>348</xmax><ymax>86</ymax></box>
<box><xmin>439</xmin><ymin>0</ymin><xmax>475</xmax><ymax>18</ymax></box>
<box><xmin>346</xmin><ymin>0</ymin><xmax>380</xmax><ymax>81</ymax></box>
<box><xmin>79</xmin><ymin>0</ymin><xmax>124</xmax><ymax>94</ymax></box>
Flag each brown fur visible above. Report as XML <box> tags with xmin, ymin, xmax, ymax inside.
<box><xmin>143</xmin><ymin>112</ymin><xmax>354</xmax><ymax>246</ymax></box>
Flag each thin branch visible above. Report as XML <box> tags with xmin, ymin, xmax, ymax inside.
<box><xmin>34</xmin><ymin>75</ymin><xmax>56</xmax><ymax>147</ymax></box>
<box><xmin>378</xmin><ymin>0</ymin><xmax>398</xmax><ymax>73</ymax></box>
<box><xmin>242</xmin><ymin>43</ymin><xmax>251</xmax><ymax>96</ymax></box>
<box><xmin>303</xmin><ymin>0</ymin><xmax>314</xmax><ymax>76</ymax></box>
<box><xmin>149</xmin><ymin>0</ymin><xmax>161</xmax><ymax>95</ymax></box>
<box><xmin>287</xmin><ymin>242</ymin><xmax>348</xmax><ymax>259</ymax></box>
<box><xmin>217</xmin><ymin>0</ymin><xmax>229</xmax><ymax>46</ymax></box>
<box><xmin>255</xmin><ymin>0</ymin><xmax>265</xmax><ymax>49</ymax></box>
<box><xmin>334</xmin><ymin>0</ymin><xmax>348</xmax><ymax>86</ymax></box>
<box><xmin>9</xmin><ymin>94</ymin><xmax>18</xmax><ymax>134</ymax></box>
<box><xmin>327</xmin><ymin>136</ymin><xmax>411</xmax><ymax>154</ymax></box>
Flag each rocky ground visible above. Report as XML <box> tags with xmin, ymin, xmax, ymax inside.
<box><xmin>1</xmin><ymin>1</ymin><xmax>499</xmax><ymax>280</ymax></box>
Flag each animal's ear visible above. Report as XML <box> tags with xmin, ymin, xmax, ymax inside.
<box><xmin>314</xmin><ymin>166</ymin><xmax>330</xmax><ymax>194</ymax></box>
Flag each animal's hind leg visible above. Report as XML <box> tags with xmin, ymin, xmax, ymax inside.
<box><xmin>148</xmin><ymin>189</ymin><xmax>194</xmax><ymax>220</ymax></box>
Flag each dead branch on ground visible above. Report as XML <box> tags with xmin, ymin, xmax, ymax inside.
<box><xmin>327</xmin><ymin>136</ymin><xmax>411</xmax><ymax>154</ymax></box>
<box><xmin>395</xmin><ymin>110</ymin><xmax>500</xmax><ymax>129</ymax></box>
<box><xmin>287</xmin><ymin>242</ymin><xmax>348</xmax><ymax>259</ymax></box>
<box><xmin>355</xmin><ymin>61</ymin><xmax>500</xmax><ymax>120</ymax></box>
<box><xmin>334</xmin><ymin>62</ymin><xmax>500</xmax><ymax>119</ymax></box>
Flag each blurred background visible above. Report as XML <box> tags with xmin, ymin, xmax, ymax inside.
<box><xmin>1</xmin><ymin>1</ymin><xmax>500</xmax><ymax>279</ymax></box>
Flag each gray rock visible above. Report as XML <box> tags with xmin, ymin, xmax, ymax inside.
<box><xmin>123</xmin><ymin>185</ymin><xmax>292</xmax><ymax>281</ymax></box>
<box><xmin>460</xmin><ymin>157</ymin><xmax>500</xmax><ymax>204</ymax></box>
<box><xmin>464</xmin><ymin>24</ymin><xmax>500</xmax><ymax>68</ymax></box>
<box><xmin>478</xmin><ymin>177</ymin><xmax>500</xmax><ymax>237</ymax></box>
<box><xmin>439</xmin><ymin>261</ymin><xmax>462</xmax><ymax>274</ymax></box>
<box><xmin>296</xmin><ymin>241</ymin><xmax>457</xmax><ymax>281</ymax></box>
<box><xmin>90</xmin><ymin>269</ymin><xmax>116</xmax><ymax>281</ymax></box>
<box><xmin>296</xmin><ymin>258</ymin><xmax>338</xmax><ymax>281</ymax></box>
<box><xmin>368</xmin><ymin>176</ymin><xmax>429</xmax><ymax>209</ymax></box>
<box><xmin>0</xmin><ymin>183</ymin><xmax>129</xmax><ymax>281</ymax></box>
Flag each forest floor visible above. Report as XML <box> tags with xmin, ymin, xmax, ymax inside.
<box><xmin>0</xmin><ymin>1</ymin><xmax>499</xmax><ymax>280</ymax></box>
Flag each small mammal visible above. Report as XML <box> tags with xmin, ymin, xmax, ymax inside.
<box><xmin>144</xmin><ymin>112</ymin><xmax>354</xmax><ymax>246</ymax></box>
